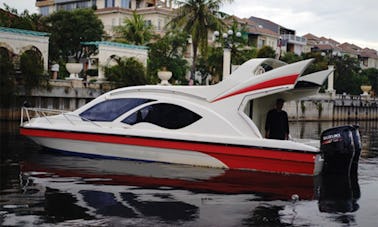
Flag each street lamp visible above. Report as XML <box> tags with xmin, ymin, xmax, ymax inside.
<box><xmin>214</xmin><ymin>29</ymin><xmax>242</xmax><ymax>79</ymax></box>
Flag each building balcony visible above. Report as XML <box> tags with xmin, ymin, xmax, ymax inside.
<box><xmin>281</xmin><ymin>34</ymin><xmax>307</xmax><ymax>45</ymax></box>
<box><xmin>36</xmin><ymin>0</ymin><xmax>54</xmax><ymax>7</ymax></box>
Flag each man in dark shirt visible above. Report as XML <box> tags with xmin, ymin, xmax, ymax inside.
<box><xmin>265</xmin><ymin>98</ymin><xmax>289</xmax><ymax>140</ymax></box>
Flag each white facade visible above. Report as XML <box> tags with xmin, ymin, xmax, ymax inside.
<box><xmin>36</xmin><ymin>0</ymin><xmax>173</xmax><ymax>37</ymax></box>
<box><xmin>96</xmin><ymin>7</ymin><xmax>173</xmax><ymax>37</ymax></box>
<box><xmin>0</xmin><ymin>27</ymin><xmax>49</xmax><ymax>71</ymax></box>
<box><xmin>84</xmin><ymin>41</ymin><xmax>148</xmax><ymax>79</ymax></box>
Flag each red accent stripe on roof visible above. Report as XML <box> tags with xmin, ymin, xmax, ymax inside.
<box><xmin>212</xmin><ymin>74</ymin><xmax>299</xmax><ymax>102</ymax></box>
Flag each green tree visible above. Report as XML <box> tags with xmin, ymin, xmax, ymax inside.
<box><xmin>0</xmin><ymin>47</ymin><xmax>17</xmax><ymax>107</ymax></box>
<box><xmin>256</xmin><ymin>46</ymin><xmax>276</xmax><ymax>58</ymax></box>
<box><xmin>105</xmin><ymin>57</ymin><xmax>147</xmax><ymax>88</ymax></box>
<box><xmin>280</xmin><ymin>52</ymin><xmax>302</xmax><ymax>64</ymax></box>
<box><xmin>168</xmin><ymin>0</ymin><xmax>229</xmax><ymax>82</ymax></box>
<box><xmin>19</xmin><ymin>49</ymin><xmax>48</xmax><ymax>95</ymax></box>
<box><xmin>196</xmin><ymin>46</ymin><xmax>223</xmax><ymax>84</ymax></box>
<box><xmin>0</xmin><ymin>4</ymin><xmax>44</xmax><ymax>31</ymax></box>
<box><xmin>301</xmin><ymin>52</ymin><xmax>328</xmax><ymax>75</ymax></box>
<box><xmin>114</xmin><ymin>11</ymin><xmax>154</xmax><ymax>45</ymax></box>
<box><xmin>333</xmin><ymin>55</ymin><xmax>361</xmax><ymax>95</ymax></box>
<box><xmin>44</xmin><ymin>8</ymin><xmax>104</xmax><ymax>62</ymax></box>
<box><xmin>147</xmin><ymin>31</ymin><xmax>188</xmax><ymax>84</ymax></box>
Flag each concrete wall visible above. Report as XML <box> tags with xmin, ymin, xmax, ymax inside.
<box><xmin>284</xmin><ymin>94</ymin><xmax>378</xmax><ymax>121</ymax></box>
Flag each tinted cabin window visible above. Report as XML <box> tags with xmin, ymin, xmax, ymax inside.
<box><xmin>122</xmin><ymin>103</ymin><xmax>202</xmax><ymax>129</ymax></box>
<box><xmin>80</xmin><ymin>98</ymin><xmax>154</xmax><ymax>121</ymax></box>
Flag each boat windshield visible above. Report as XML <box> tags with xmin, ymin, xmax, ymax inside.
<box><xmin>122</xmin><ymin>103</ymin><xmax>202</xmax><ymax>129</ymax></box>
<box><xmin>79</xmin><ymin>98</ymin><xmax>154</xmax><ymax>122</ymax></box>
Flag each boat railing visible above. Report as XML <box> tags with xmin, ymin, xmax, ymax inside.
<box><xmin>21</xmin><ymin>107</ymin><xmax>101</xmax><ymax>127</ymax></box>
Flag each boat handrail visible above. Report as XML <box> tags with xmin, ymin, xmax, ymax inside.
<box><xmin>21</xmin><ymin>107</ymin><xmax>67</xmax><ymax>125</ymax></box>
<box><xmin>21</xmin><ymin>107</ymin><xmax>101</xmax><ymax>127</ymax></box>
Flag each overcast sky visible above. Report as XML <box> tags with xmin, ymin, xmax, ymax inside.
<box><xmin>1</xmin><ymin>0</ymin><xmax>377</xmax><ymax>50</ymax></box>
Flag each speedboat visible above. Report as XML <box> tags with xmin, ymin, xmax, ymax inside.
<box><xmin>20</xmin><ymin>58</ymin><xmax>360</xmax><ymax>176</ymax></box>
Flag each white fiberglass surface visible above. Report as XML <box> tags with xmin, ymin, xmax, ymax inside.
<box><xmin>31</xmin><ymin>137</ymin><xmax>228</xmax><ymax>169</ymax></box>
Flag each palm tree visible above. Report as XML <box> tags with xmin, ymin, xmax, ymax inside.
<box><xmin>169</xmin><ymin>0</ymin><xmax>230</xmax><ymax>84</ymax></box>
<box><xmin>114</xmin><ymin>11</ymin><xmax>154</xmax><ymax>45</ymax></box>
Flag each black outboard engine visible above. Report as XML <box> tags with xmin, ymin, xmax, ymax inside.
<box><xmin>320</xmin><ymin>125</ymin><xmax>361</xmax><ymax>175</ymax></box>
<box><xmin>350</xmin><ymin>126</ymin><xmax>361</xmax><ymax>174</ymax></box>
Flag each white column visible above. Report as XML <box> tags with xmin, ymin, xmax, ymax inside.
<box><xmin>223</xmin><ymin>48</ymin><xmax>231</xmax><ymax>79</ymax></box>
<box><xmin>327</xmin><ymin>65</ymin><xmax>335</xmax><ymax>95</ymax></box>
<box><xmin>131</xmin><ymin>0</ymin><xmax>137</xmax><ymax>9</ymax></box>
<box><xmin>327</xmin><ymin>65</ymin><xmax>334</xmax><ymax>90</ymax></box>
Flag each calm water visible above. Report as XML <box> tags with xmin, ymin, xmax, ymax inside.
<box><xmin>1</xmin><ymin>121</ymin><xmax>378</xmax><ymax>226</ymax></box>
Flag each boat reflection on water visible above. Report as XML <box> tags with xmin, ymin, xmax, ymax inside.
<box><xmin>19</xmin><ymin>152</ymin><xmax>360</xmax><ymax>224</ymax></box>
<box><xmin>21</xmin><ymin>152</ymin><xmax>315</xmax><ymax>199</ymax></box>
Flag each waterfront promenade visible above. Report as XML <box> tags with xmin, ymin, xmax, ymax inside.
<box><xmin>285</xmin><ymin>93</ymin><xmax>378</xmax><ymax>121</ymax></box>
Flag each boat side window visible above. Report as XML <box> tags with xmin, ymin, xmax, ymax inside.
<box><xmin>79</xmin><ymin>98</ymin><xmax>154</xmax><ymax>121</ymax></box>
<box><xmin>122</xmin><ymin>103</ymin><xmax>202</xmax><ymax>129</ymax></box>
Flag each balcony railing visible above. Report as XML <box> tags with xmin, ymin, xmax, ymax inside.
<box><xmin>281</xmin><ymin>34</ymin><xmax>307</xmax><ymax>45</ymax></box>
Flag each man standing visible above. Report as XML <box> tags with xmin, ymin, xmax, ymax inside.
<box><xmin>265</xmin><ymin>98</ymin><xmax>289</xmax><ymax>140</ymax></box>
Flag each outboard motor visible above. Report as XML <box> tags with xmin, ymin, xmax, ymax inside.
<box><xmin>320</xmin><ymin>125</ymin><xmax>361</xmax><ymax>175</ymax></box>
<box><xmin>350</xmin><ymin>126</ymin><xmax>361</xmax><ymax>175</ymax></box>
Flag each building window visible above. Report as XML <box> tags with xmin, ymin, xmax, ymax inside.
<box><xmin>121</xmin><ymin>0</ymin><xmax>130</xmax><ymax>8</ymax></box>
<box><xmin>144</xmin><ymin>20</ymin><xmax>152</xmax><ymax>27</ymax></box>
<box><xmin>39</xmin><ymin>6</ymin><xmax>49</xmax><ymax>16</ymax></box>
<box><xmin>105</xmin><ymin>0</ymin><xmax>115</xmax><ymax>8</ymax></box>
<box><xmin>258</xmin><ymin>39</ymin><xmax>265</xmax><ymax>48</ymax></box>
<box><xmin>157</xmin><ymin>19</ymin><xmax>162</xmax><ymax>30</ymax></box>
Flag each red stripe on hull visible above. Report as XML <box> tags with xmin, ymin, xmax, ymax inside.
<box><xmin>20</xmin><ymin>128</ymin><xmax>316</xmax><ymax>175</ymax></box>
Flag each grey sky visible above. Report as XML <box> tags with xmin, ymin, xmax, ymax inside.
<box><xmin>221</xmin><ymin>0</ymin><xmax>378</xmax><ymax>50</ymax></box>
<box><xmin>1</xmin><ymin>0</ymin><xmax>377</xmax><ymax>50</ymax></box>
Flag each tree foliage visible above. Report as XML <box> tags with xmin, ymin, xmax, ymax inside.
<box><xmin>44</xmin><ymin>8</ymin><xmax>104</xmax><ymax>62</ymax></box>
<box><xmin>20</xmin><ymin>49</ymin><xmax>48</xmax><ymax>94</ymax></box>
<box><xmin>114</xmin><ymin>11</ymin><xmax>154</xmax><ymax>45</ymax></box>
<box><xmin>280</xmin><ymin>52</ymin><xmax>302</xmax><ymax>64</ymax></box>
<box><xmin>104</xmin><ymin>57</ymin><xmax>147</xmax><ymax>88</ymax></box>
<box><xmin>0</xmin><ymin>4</ymin><xmax>44</xmax><ymax>31</ymax></box>
<box><xmin>0</xmin><ymin>47</ymin><xmax>17</xmax><ymax>107</ymax></box>
<box><xmin>301</xmin><ymin>52</ymin><xmax>328</xmax><ymax>74</ymax></box>
<box><xmin>168</xmin><ymin>0</ymin><xmax>229</xmax><ymax>80</ymax></box>
<box><xmin>196</xmin><ymin>46</ymin><xmax>223</xmax><ymax>84</ymax></box>
<box><xmin>332</xmin><ymin>55</ymin><xmax>361</xmax><ymax>95</ymax></box>
<box><xmin>147</xmin><ymin>31</ymin><xmax>189</xmax><ymax>84</ymax></box>
<box><xmin>256</xmin><ymin>45</ymin><xmax>276</xmax><ymax>58</ymax></box>
<box><xmin>361</xmin><ymin>68</ymin><xmax>378</xmax><ymax>95</ymax></box>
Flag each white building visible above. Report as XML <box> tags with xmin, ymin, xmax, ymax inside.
<box><xmin>82</xmin><ymin>41</ymin><xmax>148</xmax><ymax>80</ymax></box>
<box><xmin>0</xmin><ymin>26</ymin><xmax>49</xmax><ymax>71</ymax></box>
<box><xmin>36</xmin><ymin>0</ymin><xmax>174</xmax><ymax>37</ymax></box>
